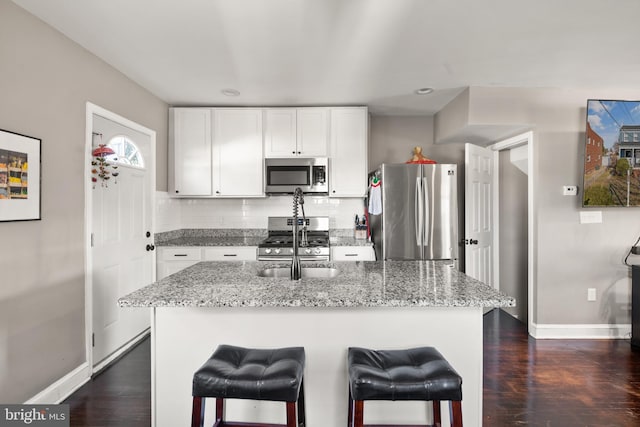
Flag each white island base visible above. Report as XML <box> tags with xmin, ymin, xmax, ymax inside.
<box><xmin>151</xmin><ymin>306</ymin><xmax>483</xmax><ymax>427</ymax></box>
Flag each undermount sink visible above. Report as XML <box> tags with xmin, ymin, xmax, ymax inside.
<box><xmin>258</xmin><ymin>267</ymin><xmax>340</xmax><ymax>279</ymax></box>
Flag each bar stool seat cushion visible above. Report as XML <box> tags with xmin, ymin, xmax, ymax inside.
<box><xmin>193</xmin><ymin>344</ymin><xmax>305</xmax><ymax>402</ymax></box>
<box><xmin>348</xmin><ymin>346</ymin><xmax>462</xmax><ymax>401</ymax></box>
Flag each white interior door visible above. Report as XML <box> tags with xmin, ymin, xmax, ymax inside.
<box><xmin>91</xmin><ymin>114</ymin><xmax>153</xmax><ymax>366</ymax></box>
<box><xmin>464</xmin><ymin>143</ymin><xmax>495</xmax><ymax>286</ymax></box>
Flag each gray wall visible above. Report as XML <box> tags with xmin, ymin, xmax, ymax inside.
<box><xmin>373</xmin><ymin>86</ymin><xmax>640</xmax><ymax>327</ymax></box>
<box><xmin>466</xmin><ymin>87</ymin><xmax>640</xmax><ymax>325</ymax></box>
<box><xmin>499</xmin><ymin>150</ymin><xmax>528</xmax><ymax>321</ymax></box>
<box><xmin>369</xmin><ymin>115</ymin><xmax>466</xmax><ymax>170</ymax></box>
<box><xmin>0</xmin><ymin>0</ymin><xmax>168</xmax><ymax>402</ymax></box>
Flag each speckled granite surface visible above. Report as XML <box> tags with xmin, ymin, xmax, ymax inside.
<box><xmin>156</xmin><ymin>228</ymin><xmax>372</xmax><ymax>247</ymax></box>
<box><xmin>119</xmin><ymin>260</ymin><xmax>515</xmax><ymax>308</ymax></box>
<box><xmin>156</xmin><ymin>229</ymin><xmax>267</xmax><ymax>247</ymax></box>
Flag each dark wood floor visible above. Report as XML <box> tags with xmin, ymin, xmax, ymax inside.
<box><xmin>483</xmin><ymin>309</ymin><xmax>640</xmax><ymax>426</ymax></box>
<box><xmin>64</xmin><ymin>309</ymin><xmax>640</xmax><ymax>426</ymax></box>
<box><xmin>64</xmin><ymin>336</ymin><xmax>151</xmax><ymax>427</ymax></box>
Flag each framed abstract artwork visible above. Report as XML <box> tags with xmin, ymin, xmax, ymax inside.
<box><xmin>0</xmin><ymin>128</ymin><xmax>41</xmax><ymax>221</ymax></box>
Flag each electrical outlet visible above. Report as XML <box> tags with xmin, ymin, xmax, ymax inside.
<box><xmin>563</xmin><ymin>185</ymin><xmax>578</xmax><ymax>196</ymax></box>
<box><xmin>587</xmin><ymin>288</ymin><xmax>597</xmax><ymax>301</ymax></box>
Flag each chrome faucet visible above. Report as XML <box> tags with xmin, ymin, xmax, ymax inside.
<box><xmin>291</xmin><ymin>187</ymin><xmax>305</xmax><ymax>280</ymax></box>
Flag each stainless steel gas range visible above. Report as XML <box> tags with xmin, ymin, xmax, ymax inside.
<box><xmin>257</xmin><ymin>216</ymin><xmax>330</xmax><ymax>261</ymax></box>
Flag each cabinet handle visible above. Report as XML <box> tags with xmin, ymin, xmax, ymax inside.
<box><xmin>292</xmin><ymin>151</ymin><xmax>296</xmax><ymax>154</ymax></box>
<box><xmin>223</xmin><ymin>254</ymin><xmax>237</xmax><ymax>257</ymax></box>
<box><xmin>332</xmin><ymin>190</ymin><xmax>336</xmax><ymax>193</ymax></box>
<box><xmin>173</xmin><ymin>254</ymin><xmax>188</xmax><ymax>257</ymax></box>
<box><xmin>297</xmin><ymin>151</ymin><xmax>301</xmax><ymax>154</ymax></box>
<box><xmin>175</xmin><ymin>190</ymin><xmax>179</xmax><ymax>194</ymax></box>
<box><xmin>146</xmin><ymin>244</ymin><xmax>155</xmax><ymax>252</ymax></box>
<box><xmin>215</xmin><ymin>191</ymin><xmax>220</xmax><ymax>194</ymax></box>
<box><xmin>345</xmin><ymin>253</ymin><xmax>358</xmax><ymax>257</ymax></box>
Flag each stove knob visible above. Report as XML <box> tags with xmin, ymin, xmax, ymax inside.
<box><xmin>264</xmin><ymin>248</ymin><xmax>272</xmax><ymax>254</ymax></box>
<box><xmin>289</xmin><ymin>248</ymin><xmax>294</xmax><ymax>254</ymax></box>
<box><xmin>314</xmin><ymin>248</ymin><xmax>321</xmax><ymax>255</ymax></box>
<box><xmin>304</xmin><ymin>248</ymin><xmax>312</xmax><ymax>254</ymax></box>
<box><xmin>274</xmin><ymin>248</ymin><xmax>281</xmax><ymax>254</ymax></box>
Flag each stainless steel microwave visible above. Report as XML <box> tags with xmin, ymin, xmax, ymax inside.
<box><xmin>264</xmin><ymin>158</ymin><xmax>328</xmax><ymax>194</ymax></box>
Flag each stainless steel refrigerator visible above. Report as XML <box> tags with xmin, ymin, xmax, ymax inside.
<box><xmin>370</xmin><ymin>163</ymin><xmax>458</xmax><ymax>261</ymax></box>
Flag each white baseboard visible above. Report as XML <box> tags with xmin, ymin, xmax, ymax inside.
<box><xmin>25</xmin><ymin>329</ymin><xmax>150</xmax><ymax>405</ymax></box>
<box><xmin>92</xmin><ymin>329</ymin><xmax>150</xmax><ymax>374</ymax></box>
<box><xmin>25</xmin><ymin>363</ymin><xmax>91</xmax><ymax>404</ymax></box>
<box><xmin>530</xmin><ymin>322</ymin><xmax>631</xmax><ymax>339</ymax></box>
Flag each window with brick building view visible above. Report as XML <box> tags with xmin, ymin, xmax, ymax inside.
<box><xmin>583</xmin><ymin>99</ymin><xmax>640</xmax><ymax>206</ymax></box>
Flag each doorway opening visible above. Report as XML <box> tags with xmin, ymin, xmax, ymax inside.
<box><xmin>491</xmin><ymin>132</ymin><xmax>534</xmax><ymax>334</ymax></box>
<box><xmin>465</xmin><ymin>131</ymin><xmax>534</xmax><ymax>335</ymax></box>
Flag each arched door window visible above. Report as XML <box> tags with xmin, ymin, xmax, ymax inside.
<box><xmin>106</xmin><ymin>135</ymin><xmax>145</xmax><ymax>167</ymax></box>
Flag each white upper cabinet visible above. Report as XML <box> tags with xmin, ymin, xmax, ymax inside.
<box><xmin>170</xmin><ymin>106</ymin><xmax>367</xmax><ymax>199</ymax></box>
<box><xmin>296</xmin><ymin>108</ymin><xmax>329</xmax><ymax>157</ymax></box>
<box><xmin>169</xmin><ymin>108</ymin><xmax>212</xmax><ymax>196</ymax></box>
<box><xmin>329</xmin><ymin>107</ymin><xmax>368</xmax><ymax>197</ymax></box>
<box><xmin>212</xmin><ymin>109</ymin><xmax>264</xmax><ymax>197</ymax></box>
<box><xmin>264</xmin><ymin>108</ymin><xmax>329</xmax><ymax>158</ymax></box>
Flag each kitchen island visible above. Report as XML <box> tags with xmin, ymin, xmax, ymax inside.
<box><xmin>119</xmin><ymin>260</ymin><xmax>514</xmax><ymax>427</ymax></box>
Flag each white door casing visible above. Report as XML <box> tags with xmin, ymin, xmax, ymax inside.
<box><xmin>86</xmin><ymin>104</ymin><xmax>156</xmax><ymax>371</ymax></box>
<box><xmin>464</xmin><ymin>143</ymin><xmax>494</xmax><ymax>286</ymax></box>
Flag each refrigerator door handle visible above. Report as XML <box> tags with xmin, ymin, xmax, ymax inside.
<box><xmin>423</xmin><ymin>177</ymin><xmax>430</xmax><ymax>247</ymax></box>
<box><xmin>415</xmin><ymin>177</ymin><xmax>423</xmax><ymax>246</ymax></box>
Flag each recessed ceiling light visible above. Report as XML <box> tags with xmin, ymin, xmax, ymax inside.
<box><xmin>221</xmin><ymin>88</ymin><xmax>240</xmax><ymax>97</ymax></box>
<box><xmin>415</xmin><ymin>87</ymin><xmax>434</xmax><ymax>95</ymax></box>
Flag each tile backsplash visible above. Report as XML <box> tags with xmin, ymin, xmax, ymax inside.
<box><xmin>156</xmin><ymin>191</ymin><xmax>365</xmax><ymax>232</ymax></box>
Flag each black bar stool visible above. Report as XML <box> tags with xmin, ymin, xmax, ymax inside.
<box><xmin>347</xmin><ymin>346</ymin><xmax>463</xmax><ymax>427</ymax></box>
<box><xmin>191</xmin><ymin>344</ymin><xmax>305</xmax><ymax>427</ymax></box>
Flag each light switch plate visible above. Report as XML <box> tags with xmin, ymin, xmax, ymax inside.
<box><xmin>563</xmin><ymin>185</ymin><xmax>578</xmax><ymax>196</ymax></box>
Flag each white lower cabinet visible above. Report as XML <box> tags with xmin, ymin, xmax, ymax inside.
<box><xmin>157</xmin><ymin>247</ymin><xmax>202</xmax><ymax>280</ymax></box>
<box><xmin>157</xmin><ymin>246</ymin><xmax>257</xmax><ymax>279</ymax></box>
<box><xmin>203</xmin><ymin>246</ymin><xmax>257</xmax><ymax>261</ymax></box>
<box><xmin>331</xmin><ymin>246</ymin><xmax>376</xmax><ymax>261</ymax></box>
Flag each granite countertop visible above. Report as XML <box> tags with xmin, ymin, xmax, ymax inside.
<box><xmin>155</xmin><ymin>228</ymin><xmax>373</xmax><ymax>247</ymax></box>
<box><xmin>119</xmin><ymin>260</ymin><xmax>515</xmax><ymax>309</ymax></box>
<box><xmin>156</xmin><ymin>229</ymin><xmax>266</xmax><ymax>247</ymax></box>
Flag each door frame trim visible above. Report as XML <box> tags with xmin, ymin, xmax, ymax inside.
<box><xmin>489</xmin><ymin>130</ymin><xmax>535</xmax><ymax>335</ymax></box>
<box><xmin>84</xmin><ymin>102</ymin><xmax>157</xmax><ymax>373</ymax></box>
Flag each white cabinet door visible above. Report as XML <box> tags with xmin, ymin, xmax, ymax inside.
<box><xmin>213</xmin><ymin>109</ymin><xmax>264</xmax><ymax>197</ymax></box>
<box><xmin>264</xmin><ymin>109</ymin><xmax>297</xmax><ymax>157</ymax></box>
<box><xmin>297</xmin><ymin>108</ymin><xmax>329</xmax><ymax>157</ymax></box>
<box><xmin>169</xmin><ymin>108</ymin><xmax>212</xmax><ymax>197</ymax></box>
<box><xmin>331</xmin><ymin>246</ymin><xmax>376</xmax><ymax>261</ymax></box>
<box><xmin>203</xmin><ymin>246</ymin><xmax>257</xmax><ymax>261</ymax></box>
<box><xmin>264</xmin><ymin>108</ymin><xmax>329</xmax><ymax>158</ymax></box>
<box><xmin>329</xmin><ymin>107</ymin><xmax>368</xmax><ymax>197</ymax></box>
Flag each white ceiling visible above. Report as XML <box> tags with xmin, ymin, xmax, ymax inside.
<box><xmin>12</xmin><ymin>0</ymin><xmax>640</xmax><ymax>115</ymax></box>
